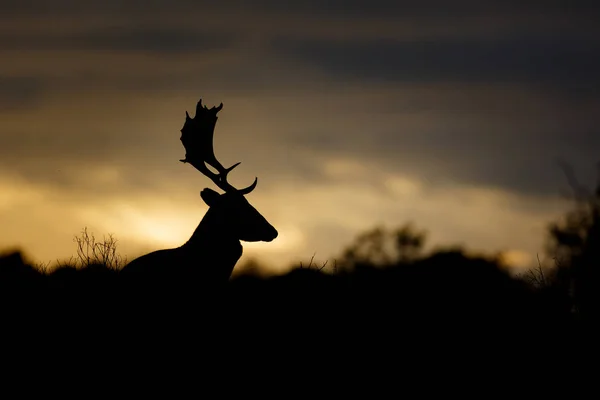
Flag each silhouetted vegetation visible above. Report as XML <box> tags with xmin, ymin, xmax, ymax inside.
<box><xmin>2</xmin><ymin>170</ymin><xmax>595</xmax><ymax>337</ymax></box>
<box><xmin>538</xmin><ymin>162</ymin><xmax>600</xmax><ymax>323</ymax></box>
<box><xmin>2</xmin><ymin>175</ymin><xmax>595</xmax><ymax>364</ymax></box>
<box><xmin>1</xmin><ymin>99</ymin><xmax>596</xmax><ymax>369</ymax></box>
<box><xmin>0</xmin><ymin>218</ymin><xmax>590</xmax><ymax>371</ymax></box>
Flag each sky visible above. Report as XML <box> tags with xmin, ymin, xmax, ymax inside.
<box><xmin>1</xmin><ymin>1</ymin><xmax>599</xmax><ymax>275</ymax></box>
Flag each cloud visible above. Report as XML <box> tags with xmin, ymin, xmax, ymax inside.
<box><xmin>0</xmin><ymin>76</ymin><xmax>45</xmax><ymax>111</ymax></box>
<box><xmin>210</xmin><ymin>86</ymin><xmax>598</xmax><ymax>198</ymax></box>
<box><xmin>269</xmin><ymin>35</ymin><xmax>600</xmax><ymax>88</ymax></box>
<box><xmin>3</xmin><ymin>0</ymin><xmax>597</xmax><ymax>18</ymax></box>
<box><xmin>0</xmin><ymin>25</ymin><xmax>238</xmax><ymax>54</ymax></box>
<box><xmin>0</xmin><ymin>0</ymin><xmax>598</xmax><ymax>271</ymax></box>
<box><xmin>1</xmin><ymin>82</ymin><xmax>597</xmax><ymax>201</ymax></box>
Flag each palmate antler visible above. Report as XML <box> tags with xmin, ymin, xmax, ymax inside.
<box><xmin>179</xmin><ymin>99</ymin><xmax>257</xmax><ymax>195</ymax></box>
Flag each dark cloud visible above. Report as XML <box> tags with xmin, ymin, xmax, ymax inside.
<box><xmin>0</xmin><ymin>121</ymin><xmax>176</xmax><ymax>189</ymax></box>
<box><xmin>1</xmin><ymin>0</ymin><xmax>598</xmax><ymax>201</ymax></box>
<box><xmin>0</xmin><ymin>26</ymin><xmax>237</xmax><ymax>54</ymax></box>
<box><xmin>0</xmin><ymin>109</ymin><xmax>321</xmax><ymax>195</ymax></box>
<box><xmin>76</xmin><ymin>26</ymin><xmax>236</xmax><ymax>54</ymax></box>
<box><xmin>284</xmin><ymin>117</ymin><xmax>600</xmax><ymax>198</ymax></box>
<box><xmin>237</xmin><ymin>0</ymin><xmax>600</xmax><ymax>19</ymax></box>
<box><xmin>2</xmin><ymin>0</ymin><xmax>598</xmax><ymax>18</ymax></box>
<box><xmin>1</xmin><ymin>76</ymin><xmax>597</xmax><ymax>200</ymax></box>
<box><xmin>252</xmin><ymin>85</ymin><xmax>600</xmax><ymax>198</ymax></box>
<box><xmin>270</xmin><ymin>35</ymin><xmax>600</xmax><ymax>87</ymax></box>
<box><xmin>0</xmin><ymin>76</ymin><xmax>45</xmax><ymax>111</ymax></box>
<box><xmin>0</xmin><ymin>1</ymin><xmax>179</xmax><ymax>15</ymax></box>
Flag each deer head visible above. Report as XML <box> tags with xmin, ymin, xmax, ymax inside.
<box><xmin>179</xmin><ymin>99</ymin><xmax>278</xmax><ymax>243</ymax></box>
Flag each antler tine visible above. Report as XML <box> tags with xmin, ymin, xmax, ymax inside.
<box><xmin>179</xmin><ymin>98</ymin><xmax>257</xmax><ymax>194</ymax></box>
<box><xmin>212</xmin><ymin>161</ymin><xmax>258</xmax><ymax>195</ymax></box>
<box><xmin>181</xmin><ymin>159</ymin><xmax>258</xmax><ymax>194</ymax></box>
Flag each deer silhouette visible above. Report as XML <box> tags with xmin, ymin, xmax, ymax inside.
<box><xmin>120</xmin><ymin>99</ymin><xmax>278</xmax><ymax>292</ymax></box>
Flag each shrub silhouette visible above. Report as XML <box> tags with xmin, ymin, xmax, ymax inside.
<box><xmin>542</xmin><ymin>162</ymin><xmax>600</xmax><ymax>323</ymax></box>
<box><xmin>0</xmin><ymin>236</ymin><xmax>583</xmax><ymax>371</ymax></box>
<box><xmin>339</xmin><ymin>222</ymin><xmax>428</xmax><ymax>269</ymax></box>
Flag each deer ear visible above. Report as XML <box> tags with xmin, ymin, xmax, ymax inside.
<box><xmin>200</xmin><ymin>188</ymin><xmax>221</xmax><ymax>206</ymax></box>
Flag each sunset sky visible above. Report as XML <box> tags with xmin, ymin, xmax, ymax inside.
<box><xmin>1</xmin><ymin>1</ymin><xmax>598</xmax><ymax>274</ymax></box>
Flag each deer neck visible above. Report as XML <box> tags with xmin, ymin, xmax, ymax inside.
<box><xmin>181</xmin><ymin>212</ymin><xmax>243</xmax><ymax>265</ymax></box>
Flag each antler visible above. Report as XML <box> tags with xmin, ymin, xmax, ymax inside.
<box><xmin>179</xmin><ymin>99</ymin><xmax>257</xmax><ymax>195</ymax></box>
